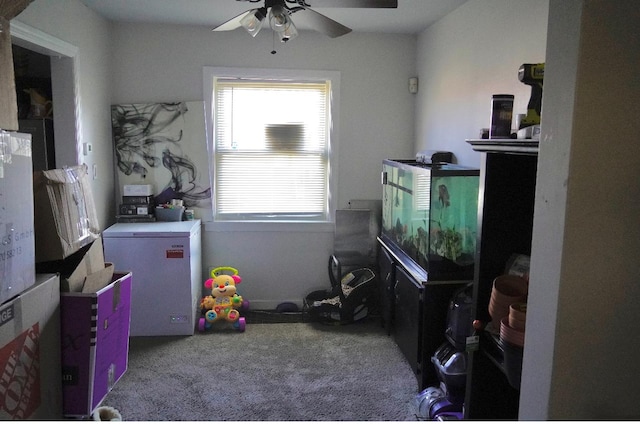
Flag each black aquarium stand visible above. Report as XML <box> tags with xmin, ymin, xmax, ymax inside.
<box><xmin>378</xmin><ymin>236</ymin><xmax>465</xmax><ymax>390</ymax></box>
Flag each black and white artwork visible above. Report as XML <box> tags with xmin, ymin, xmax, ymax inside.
<box><xmin>111</xmin><ymin>101</ymin><xmax>212</xmax><ymax>220</ymax></box>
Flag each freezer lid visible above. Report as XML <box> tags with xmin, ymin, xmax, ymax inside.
<box><xmin>103</xmin><ymin>219</ymin><xmax>201</xmax><ymax>237</ymax></box>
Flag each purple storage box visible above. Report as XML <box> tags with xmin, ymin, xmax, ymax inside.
<box><xmin>60</xmin><ymin>272</ymin><xmax>132</xmax><ymax>418</ymax></box>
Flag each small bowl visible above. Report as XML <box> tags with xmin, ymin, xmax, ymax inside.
<box><xmin>509</xmin><ymin>303</ymin><xmax>527</xmax><ymax>321</ymax></box>
<box><xmin>508</xmin><ymin>315</ymin><xmax>526</xmax><ymax>331</ymax></box>
<box><xmin>490</xmin><ymin>294</ymin><xmax>517</xmax><ymax>313</ymax></box>
<box><xmin>500</xmin><ymin>317</ymin><xmax>525</xmax><ymax>347</ymax></box>
<box><xmin>489</xmin><ymin>298</ymin><xmax>510</xmax><ymax>328</ymax></box>
<box><xmin>489</xmin><ymin>278</ymin><xmax>527</xmax><ymax>329</ymax></box>
<box><xmin>493</xmin><ymin>275</ymin><xmax>528</xmax><ymax>300</ymax></box>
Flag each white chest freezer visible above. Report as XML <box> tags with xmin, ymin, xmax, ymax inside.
<box><xmin>102</xmin><ymin>220</ymin><xmax>202</xmax><ymax>336</ymax></box>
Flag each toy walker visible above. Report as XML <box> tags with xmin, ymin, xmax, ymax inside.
<box><xmin>198</xmin><ymin>266</ymin><xmax>249</xmax><ymax>332</ymax></box>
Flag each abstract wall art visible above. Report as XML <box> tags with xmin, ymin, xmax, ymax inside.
<box><xmin>111</xmin><ymin>101</ymin><xmax>212</xmax><ymax>221</ymax></box>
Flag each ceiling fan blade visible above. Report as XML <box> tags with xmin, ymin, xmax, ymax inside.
<box><xmin>299</xmin><ymin>0</ymin><xmax>397</xmax><ymax>8</ymax></box>
<box><xmin>212</xmin><ymin>9</ymin><xmax>252</xmax><ymax>31</ymax></box>
<box><xmin>292</xmin><ymin>7</ymin><xmax>352</xmax><ymax>38</ymax></box>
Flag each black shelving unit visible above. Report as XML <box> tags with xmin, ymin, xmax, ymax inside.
<box><xmin>463</xmin><ymin>139</ymin><xmax>539</xmax><ymax>419</ymax></box>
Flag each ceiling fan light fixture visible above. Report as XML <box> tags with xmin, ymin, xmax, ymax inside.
<box><xmin>268</xmin><ymin>4</ymin><xmax>297</xmax><ymax>42</ymax></box>
<box><xmin>280</xmin><ymin>19</ymin><xmax>298</xmax><ymax>43</ymax></box>
<box><xmin>215</xmin><ymin>0</ymin><xmax>393</xmax><ymax>46</ymax></box>
<box><xmin>240</xmin><ymin>8</ymin><xmax>266</xmax><ymax>37</ymax></box>
<box><xmin>269</xmin><ymin>5</ymin><xmax>289</xmax><ymax>32</ymax></box>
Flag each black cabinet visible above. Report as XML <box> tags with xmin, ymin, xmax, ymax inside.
<box><xmin>393</xmin><ymin>266</ymin><xmax>424</xmax><ymax>376</ymax></box>
<box><xmin>378</xmin><ymin>245</ymin><xmax>395</xmax><ymax>335</ymax></box>
<box><xmin>378</xmin><ymin>237</ymin><xmax>463</xmax><ymax>390</ymax></box>
<box><xmin>464</xmin><ymin>140</ymin><xmax>539</xmax><ymax>419</ymax></box>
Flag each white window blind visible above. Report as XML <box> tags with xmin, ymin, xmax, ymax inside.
<box><xmin>415</xmin><ymin>174</ymin><xmax>431</xmax><ymax>212</ymax></box>
<box><xmin>213</xmin><ymin>78</ymin><xmax>332</xmax><ymax>221</ymax></box>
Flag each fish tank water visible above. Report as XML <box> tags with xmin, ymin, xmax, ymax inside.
<box><xmin>381</xmin><ymin>159</ymin><xmax>479</xmax><ymax>281</ymax></box>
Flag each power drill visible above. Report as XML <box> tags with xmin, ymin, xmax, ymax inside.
<box><xmin>518</xmin><ymin>63</ymin><xmax>544</xmax><ymax>129</ymax></box>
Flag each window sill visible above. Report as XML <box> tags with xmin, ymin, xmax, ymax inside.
<box><xmin>204</xmin><ymin>220</ymin><xmax>334</xmax><ymax>233</ymax></box>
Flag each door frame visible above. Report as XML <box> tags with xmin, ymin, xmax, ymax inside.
<box><xmin>10</xmin><ymin>19</ymin><xmax>81</xmax><ymax>167</ymax></box>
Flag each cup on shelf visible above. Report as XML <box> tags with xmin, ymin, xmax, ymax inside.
<box><xmin>488</xmin><ymin>274</ymin><xmax>528</xmax><ymax>329</ymax></box>
<box><xmin>500</xmin><ymin>316</ymin><xmax>525</xmax><ymax>347</ymax></box>
<box><xmin>508</xmin><ymin>302</ymin><xmax>527</xmax><ymax>331</ymax></box>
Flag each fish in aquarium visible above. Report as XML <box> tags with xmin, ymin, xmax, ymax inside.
<box><xmin>438</xmin><ymin>184</ymin><xmax>450</xmax><ymax>207</ymax></box>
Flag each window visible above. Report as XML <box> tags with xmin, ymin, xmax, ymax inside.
<box><xmin>203</xmin><ymin>67</ymin><xmax>339</xmax><ymax>224</ymax></box>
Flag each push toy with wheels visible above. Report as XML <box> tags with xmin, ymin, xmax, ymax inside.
<box><xmin>198</xmin><ymin>267</ymin><xmax>248</xmax><ymax>332</ymax></box>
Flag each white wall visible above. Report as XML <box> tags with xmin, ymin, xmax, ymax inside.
<box><xmin>108</xmin><ymin>24</ymin><xmax>417</xmax><ymax>307</ymax></box>
<box><xmin>415</xmin><ymin>0</ymin><xmax>548</xmax><ymax>167</ymax></box>
<box><xmin>16</xmin><ymin>0</ymin><xmax>116</xmax><ymax>229</ymax></box>
<box><xmin>522</xmin><ymin>0</ymin><xmax>640</xmax><ymax>419</ymax></box>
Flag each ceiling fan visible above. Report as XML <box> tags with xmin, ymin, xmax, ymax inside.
<box><xmin>213</xmin><ymin>0</ymin><xmax>398</xmax><ymax>41</ymax></box>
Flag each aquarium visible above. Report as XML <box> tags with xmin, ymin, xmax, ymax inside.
<box><xmin>381</xmin><ymin>159</ymin><xmax>479</xmax><ymax>282</ymax></box>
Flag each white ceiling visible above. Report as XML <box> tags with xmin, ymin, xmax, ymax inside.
<box><xmin>79</xmin><ymin>0</ymin><xmax>468</xmax><ymax>35</ymax></box>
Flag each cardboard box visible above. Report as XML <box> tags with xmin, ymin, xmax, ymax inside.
<box><xmin>60</xmin><ymin>272</ymin><xmax>132</xmax><ymax>418</ymax></box>
<box><xmin>36</xmin><ymin>237</ymin><xmax>124</xmax><ymax>417</ymax></box>
<box><xmin>33</xmin><ymin>164</ymin><xmax>100</xmax><ymax>263</ymax></box>
<box><xmin>36</xmin><ymin>236</ymin><xmax>115</xmax><ymax>294</ymax></box>
<box><xmin>0</xmin><ymin>274</ymin><xmax>62</xmax><ymax>420</ymax></box>
<box><xmin>64</xmin><ymin>237</ymin><xmax>113</xmax><ymax>294</ymax></box>
<box><xmin>0</xmin><ymin>131</ymin><xmax>35</xmax><ymax>304</ymax></box>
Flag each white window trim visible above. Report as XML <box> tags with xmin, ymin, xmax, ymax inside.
<box><xmin>203</xmin><ymin>66</ymin><xmax>340</xmax><ymax>233</ymax></box>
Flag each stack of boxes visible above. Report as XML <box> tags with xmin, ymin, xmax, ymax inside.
<box><xmin>116</xmin><ymin>184</ymin><xmax>155</xmax><ymax>223</ymax></box>
<box><xmin>0</xmin><ymin>129</ymin><xmax>132</xmax><ymax>419</ymax></box>
<box><xmin>0</xmin><ymin>130</ymin><xmax>63</xmax><ymax>420</ymax></box>
<box><xmin>33</xmin><ymin>165</ymin><xmax>132</xmax><ymax>419</ymax></box>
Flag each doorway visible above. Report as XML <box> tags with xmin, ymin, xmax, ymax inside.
<box><xmin>10</xmin><ymin>20</ymin><xmax>80</xmax><ymax>169</ymax></box>
<box><xmin>13</xmin><ymin>44</ymin><xmax>55</xmax><ymax>171</ymax></box>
